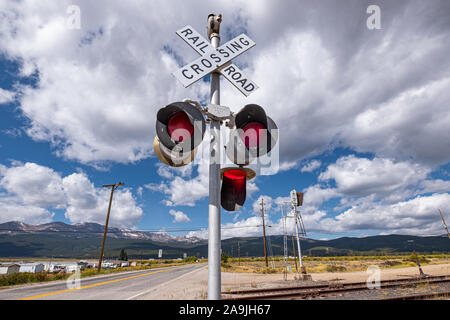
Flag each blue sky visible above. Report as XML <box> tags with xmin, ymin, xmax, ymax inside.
<box><xmin>0</xmin><ymin>0</ymin><xmax>449</xmax><ymax>240</ymax></box>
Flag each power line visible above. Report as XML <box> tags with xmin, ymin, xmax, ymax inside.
<box><xmin>0</xmin><ymin>224</ymin><xmax>265</xmax><ymax>235</ymax></box>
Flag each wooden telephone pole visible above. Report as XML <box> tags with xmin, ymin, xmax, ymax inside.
<box><xmin>238</xmin><ymin>241</ymin><xmax>241</xmax><ymax>266</ymax></box>
<box><xmin>98</xmin><ymin>182</ymin><xmax>124</xmax><ymax>272</ymax></box>
<box><xmin>438</xmin><ymin>209</ymin><xmax>450</xmax><ymax>239</ymax></box>
<box><xmin>261</xmin><ymin>198</ymin><xmax>269</xmax><ymax>267</ymax></box>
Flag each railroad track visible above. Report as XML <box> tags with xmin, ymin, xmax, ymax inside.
<box><xmin>222</xmin><ymin>275</ymin><xmax>450</xmax><ymax>300</ymax></box>
<box><xmin>381</xmin><ymin>291</ymin><xmax>450</xmax><ymax>300</ymax></box>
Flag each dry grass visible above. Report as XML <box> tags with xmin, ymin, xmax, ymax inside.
<box><xmin>221</xmin><ymin>256</ymin><xmax>450</xmax><ymax>274</ymax></box>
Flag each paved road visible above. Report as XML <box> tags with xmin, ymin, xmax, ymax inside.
<box><xmin>0</xmin><ymin>263</ymin><xmax>205</xmax><ymax>300</ymax></box>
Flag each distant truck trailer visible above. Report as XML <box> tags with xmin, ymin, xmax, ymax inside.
<box><xmin>0</xmin><ymin>263</ymin><xmax>20</xmax><ymax>275</ymax></box>
<box><xmin>19</xmin><ymin>263</ymin><xmax>45</xmax><ymax>273</ymax></box>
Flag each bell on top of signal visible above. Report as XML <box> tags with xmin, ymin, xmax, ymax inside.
<box><xmin>226</xmin><ymin>104</ymin><xmax>278</xmax><ymax>166</ymax></box>
<box><xmin>154</xmin><ymin>101</ymin><xmax>206</xmax><ymax>167</ymax></box>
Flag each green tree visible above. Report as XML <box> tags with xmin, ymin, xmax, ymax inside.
<box><xmin>119</xmin><ymin>249</ymin><xmax>128</xmax><ymax>261</ymax></box>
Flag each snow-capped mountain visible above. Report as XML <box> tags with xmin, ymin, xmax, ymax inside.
<box><xmin>0</xmin><ymin>221</ymin><xmax>205</xmax><ymax>244</ymax></box>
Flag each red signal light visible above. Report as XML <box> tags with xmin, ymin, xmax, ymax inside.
<box><xmin>168</xmin><ymin>112</ymin><xmax>194</xmax><ymax>142</ymax></box>
<box><xmin>220</xmin><ymin>167</ymin><xmax>255</xmax><ymax>212</ymax></box>
<box><xmin>241</xmin><ymin>122</ymin><xmax>266</xmax><ymax>147</ymax></box>
<box><xmin>223</xmin><ymin>169</ymin><xmax>247</xmax><ymax>180</ymax></box>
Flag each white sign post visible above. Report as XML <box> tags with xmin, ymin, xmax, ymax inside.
<box><xmin>171</xmin><ymin>15</ymin><xmax>257</xmax><ymax>300</ymax></box>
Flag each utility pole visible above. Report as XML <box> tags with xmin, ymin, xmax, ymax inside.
<box><xmin>98</xmin><ymin>182</ymin><xmax>124</xmax><ymax>272</ymax></box>
<box><xmin>261</xmin><ymin>198</ymin><xmax>269</xmax><ymax>267</ymax></box>
<box><xmin>238</xmin><ymin>241</ymin><xmax>240</xmax><ymax>266</ymax></box>
<box><xmin>438</xmin><ymin>209</ymin><xmax>450</xmax><ymax>239</ymax></box>
<box><xmin>207</xmin><ymin>13</ymin><xmax>222</xmax><ymax>300</ymax></box>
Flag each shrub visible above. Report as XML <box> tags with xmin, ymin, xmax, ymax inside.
<box><xmin>326</xmin><ymin>265</ymin><xmax>347</xmax><ymax>272</ymax></box>
<box><xmin>183</xmin><ymin>256</ymin><xmax>197</xmax><ymax>263</ymax></box>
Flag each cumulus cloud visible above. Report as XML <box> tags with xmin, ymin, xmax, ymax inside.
<box><xmin>217</xmin><ymin>155</ymin><xmax>449</xmax><ymax>238</ymax></box>
<box><xmin>0</xmin><ymin>0</ymin><xmax>448</xmax><ymax>169</ymax></box>
<box><xmin>1</xmin><ymin>1</ymin><xmax>450</xmax><ymax>237</ymax></box>
<box><xmin>169</xmin><ymin>209</ymin><xmax>191</xmax><ymax>223</ymax></box>
<box><xmin>322</xmin><ymin>193</ymin><xmax>450</xmax><ymax>236</ymax></box>
<box><xmin>300</xmin><ymin>160</ymin><xmax>321</xmax><ymax>173</ymax></box>
<box><xmin>188</xmin><ymin>215</ymin><xmax>265</xmax><ymax>239</ymax></box>
<box><xmin>146</xmin><ymin>159</ymin><xmax>209</xmax><ymax>207</ymax></box>
<box><xmin>0</xmin><ymin>199</ymin><xmax>54</xmax><ymax>225</ymax></box>
<box><xmin>0</xmin><ymin>88</ymin><xmax>15</xmax><ymax>104</ymax></box>
<box><xmin>319</xmin><ymin>155</ymin><xmax>429</xmax><ymax>197</ymax></box>
<box><xmin>0</xmin><ymin>162</ymin><xmax>66</xmax><ymax>208</ymax></box>
<box><xmin>0</xmin><ymin>162</ymin><xmax>142</xmax><ymax>227</ymax></box>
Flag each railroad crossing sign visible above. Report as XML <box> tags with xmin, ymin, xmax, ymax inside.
<box><xmin>172</xmin><ymin>25</ymin><xmax>259</xmax><ymax>97</ymax></box>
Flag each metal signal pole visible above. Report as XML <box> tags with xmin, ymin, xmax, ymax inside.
<box><xmin>207</xmin><ymin>14</ymin><xmax>222</xmax><ymax>300</ymax></box>
<box><xmin>293</xmin><ymin>206</ymin><xmax>304</xmax><ymax>270</ymax></box>
<box><xmin>291</xmin><ymin>234</ymin><xmax>298</xmax><ymax>273</ymax></box>
<box><xmin>98</xmin><ymin>182</ymin><xmax>124</xmax><ymax>272</ymax></box>
<box><xmin>261</xmin><ymin>198</ymin><xmax>269</xmax><ymax>267</ymax></box>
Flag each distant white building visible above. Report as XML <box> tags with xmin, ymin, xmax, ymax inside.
<box><xmin>19</xmin><ymin>263</ymin><xmax>45</xmax><ymax>273</ymax></box>
<box><xmin>0</xmin><ymin>263</ymin><xmax>20</xmax><ymax>275</ymax></box>
<box><xmin>66</xmin><ymin>264</ymin><xmax>80</xmax><ymax>273</ymax></box>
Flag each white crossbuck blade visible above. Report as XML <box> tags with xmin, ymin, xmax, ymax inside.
<box><xmin>172</xmin><ymin>25</ymin><xmax>259</xmax><ymax>97</ymax></box>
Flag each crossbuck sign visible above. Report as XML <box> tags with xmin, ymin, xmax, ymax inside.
<box><xmin>172</xmin><ymin>25</ymin><xmax>259</xmax><ymax>96</ymax></box>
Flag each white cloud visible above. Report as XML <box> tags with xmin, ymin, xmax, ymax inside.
<box><xmin>151</xmin><ymin>160</ymin><xmax>209</xmax><ymax>207</ymax></box>
<box><xmin>156</xmin><ymin>165</ymin><xmax>174</xmax><ymax>180</ymax></box>
<box><xmin>187</xmin><ymin>215</ymin><xmax>265</xmax><ymax>239</ymax></box>
<box><xmin>319</xmin><ymin>155</ymin><xmax>429</xmax><ymax>198</ymax></box>
<box><xmin>301</xmin><ymin>160</ymin><xmax>321</xmax><ymax>173</ymax></box>
<box><xmin>1</xmin><ymin>1</ymin><xmax>450</xmax><ymax>237</ymax></box>
<box><xmin>169</xmin><ymin>209</ymin><xmax>190</xmax><ymax>223</ymax></box>
<box><xmin>419</xmin><ymin>179</ymin><xmax>450</xmax><ymax>194</ymax></box>
<box><xmin>324</xmin><ymin>193</ymin><xmax>450</xmax><ymax>236</ymax></box>
<box><xmin>0</xmin><ymin>1</ymin><xmax>448</xmax><ymax>169</ymax></box>
<box><xmin>0</xmin><ymin>162</ymin><xmax>142</xmax><ymax>227</ymax></box>
<box><xmin>0</xmin><ymin>199</ymin><xmax>54</xmax><ymax>225</ymax></box>
<box><xmin>0</xmin><ymin>162</ymin><xmax>66</xmax><ymax>208</ymax></box>
<box><xmin>252</xmin><ymin>194</ymin><xmax>290</xmax><ymax>214</ymax></box>
<box><xmin>0</xmin><ymin>88</ymin><xmax>15</xmax><ymax>104</ymax></box>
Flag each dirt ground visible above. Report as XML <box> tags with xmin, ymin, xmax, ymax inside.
<box><xmin>136</xmin><ymin>263</ymin><xmax>450</xmax><ymax>300</ymax></box>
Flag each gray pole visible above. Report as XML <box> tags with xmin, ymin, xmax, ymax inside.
<box><xmin>207</xmin><ymin>14</ymin><xmax>222</xmax><ymax>300</ymax></box>
<box><xmin>294</xmin><ymin>208</ymin><xmax>303</xmax><ymax>269</ymax></box>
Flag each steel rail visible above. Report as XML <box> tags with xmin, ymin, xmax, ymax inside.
<box><xmin>223</xmin><ymin>275</ymin><xmax>450</xmax><ymax>300</ymax></box>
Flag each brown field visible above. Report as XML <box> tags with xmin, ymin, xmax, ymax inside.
<box><xmin>220</xmin><ymin>254</ymin><xmax>450</xmax><ymax>274</ymax></box>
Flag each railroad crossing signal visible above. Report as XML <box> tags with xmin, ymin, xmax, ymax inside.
<box><xmin>173</xmin><ymin>25</ymin><xmax>259</xmax><ymax>96</ymax></box>
<box><xmin>153</xmin><ymin>101</ymin><xmax>205</xmax><ymax>167</ymax></box>
<box><xmin>225</xmin><ymin>104</ymin><xmax>278</xmax><ymax>166</ymax></box>
<box><xmin>153</xmin><ymin>14</ymin><xmax>278</xmax><ymax>300</ymax></box>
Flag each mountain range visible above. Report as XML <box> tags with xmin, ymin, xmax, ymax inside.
<box><xmin>0</xmin><ymin>221</ymin><xmax>205</xmax><ymax>244</ymax></box>
<box><xmin>0</xmin><ymin>221</ymin><xmax>448</xmax><ymax>259</ymax></box>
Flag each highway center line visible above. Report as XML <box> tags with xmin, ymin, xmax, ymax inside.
<box><xmin>18</xmin><ymin>265</ymin><xmax>191</xmax><ymax>300</ymax></box>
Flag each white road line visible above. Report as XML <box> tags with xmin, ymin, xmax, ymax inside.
<box><xmin>126</xmin><ymin>264</ymin><xmax>206</xmax><ymax>300</ymax></box>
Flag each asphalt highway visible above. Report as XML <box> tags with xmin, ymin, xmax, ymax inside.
<box><xmin>0</xmin><ymin>263</ymin><xmax>205</xmax><ymax>300</ymax></box>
